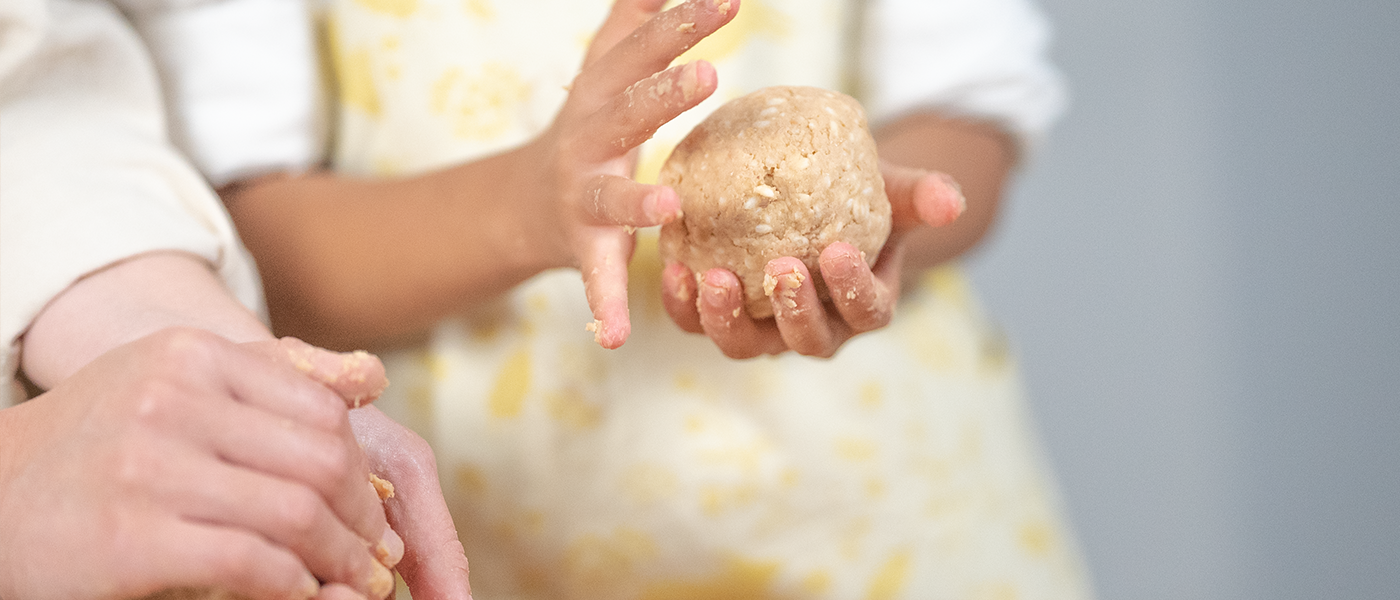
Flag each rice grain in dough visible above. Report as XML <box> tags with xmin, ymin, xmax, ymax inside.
<box><xmin>659</xmin><ymin>86</ymin><xmax>890</xmax><ymax>318</ymax></box>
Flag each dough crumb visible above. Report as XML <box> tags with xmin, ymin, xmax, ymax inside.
<box><xmin>677</xmin><ymin>22</ymin><xmax>696</xmax><ymax>33</ymax></box>
<box><xmin>369</xmin><ymin>473</ymin><xmax>395</xmax><ymax>500</ymax></box>
<box><xmin>763</xmin><ymin>272</ymin><xmax>779</xmax><ymax>297</ymax></box>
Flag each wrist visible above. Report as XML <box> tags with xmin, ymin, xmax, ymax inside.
<box><xmin>458</xmin><ymin>142</ymin><xmax>572</xmax><ymax>273</ymax></box>
<box><xmin>20</xmin><ymin>252</ymin><xmax>272</xmax><ymax>388</ymax></box>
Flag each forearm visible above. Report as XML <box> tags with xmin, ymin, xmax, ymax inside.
<box><xmin>19</xmin><ymin>251</ymin><xmax>272</xmax><ymax>389</ymax></box>
<box><xmin>222</xmin><ymin>146</ymin><xmax>560</xmax><ymax>351</ymax></box>
<box><xmin>874</xmin><ymin>112</ymin><xmax>1017</xmax><ymax>275</ymax></box>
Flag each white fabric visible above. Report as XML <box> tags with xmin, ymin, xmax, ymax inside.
<box><xmin>0</xmin><ymin>0</ymin><xmax>45</xmax><ymax>86</ymax></box>
<box><xmin>862</xmin><ymin>0</ymin><xmax>1066</xmax><ymax>150</ymax></box>
<box><xmin>0</xmin><ymin>0</ymin><xmax>264</xmax><ymax>406</ymax></box>
<box><xmin>137</xmin><ymin>0</ymin><xmax>1065</xmax><ymax>180</ymax></box>
<box><xmin>122</xmin><ymin>0</ymin><xmax>327</xmax><ymax>186</ymax></box>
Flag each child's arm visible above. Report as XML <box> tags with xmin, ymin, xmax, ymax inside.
<box><xmin>221</xmin><ymin>0</ymin><xmax>739</xmax><ymax>351</ymax></box>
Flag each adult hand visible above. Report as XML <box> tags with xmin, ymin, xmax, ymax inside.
<box><xmin>0</xmin><ymin>328</ymin><xmax>399</xmax><ymax>600</ymax></box>
<box><xmin>514</xmin><ymin>0</ymin><xmax>739</xmax><ymax>348</ymax></box>
<box><xmin>660</xmin><ymin>163</ymin><xmax>966</xmax><ymax>358</ymax></box>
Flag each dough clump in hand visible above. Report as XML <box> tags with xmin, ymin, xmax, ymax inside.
<box><xmin>659</xmin><ymin>86</ymin><xmax>890</xmax><ymax>318</ymax></box>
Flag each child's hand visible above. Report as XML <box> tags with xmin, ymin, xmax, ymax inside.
<box><xmin>661</xmin><ymin>164</ymin><xmax>966</xmax><ymax>358</ymax></box>
<box><xmin>0</xmin><ymin>329</ymin><xmax>399</xmax><ymax>600</ymax></box>
<box><xmin>514</xmin><ymin>0</ymin><xmax>738</xmax><ymax>348</ymax></box>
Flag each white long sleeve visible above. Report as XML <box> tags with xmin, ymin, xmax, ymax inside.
<box><xmin>861</xmin><ymin>0</ymin><xmax>1067</xmax><ymax>150</ymax></box>
<box><xmin>119</xmin><ymin>0</ymin><xmax>327</xmax><ymax>186</ymax></box>
<box><xmin>0</xmin><ymin>0</ymin><xmax>264</xmax><ymax>405</ymax></box>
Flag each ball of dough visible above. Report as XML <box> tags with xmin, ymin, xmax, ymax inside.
<box><xmin>659</xmin><ymin>86</ymin><xmax>890</xmax><ymax>318</ymax></box>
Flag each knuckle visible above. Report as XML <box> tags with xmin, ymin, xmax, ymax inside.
<box><xmin>308</xmin><ymin>404</ymin><xmax>348</xmax><ymax>434</ymax></box>
<box><xmin>299</xmin><ymin>389</ymin><xmax>351</xmax><ymax>432</ymax></box>
<box><xmin>149</xmin><ymin>327</ymin><xmax>222</xmax><ymax>373</ymax></box>
<box><xmin>274</xmin><ymin>487</ymin><xmax>327</xmax><ymax>537</ymax></box>
<box><xmin>126</xmin><ymin>376</ymin><xmax>181</xmax><ymax>423</ymax></box>
<box><xmin>316</xmin><ymin>438</ymin><xmax>357</xmax><ymax>483</ymax></box>
<box><xmin>212</xmin><ymin>534</ymin><xmax>265</xmax><ymax>581</ymax></box>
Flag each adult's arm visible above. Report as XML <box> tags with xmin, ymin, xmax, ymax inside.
<box><xmin>0</xmin><ymin>3</ymin><xmax>464</xmax><ymax>597</ymax></box>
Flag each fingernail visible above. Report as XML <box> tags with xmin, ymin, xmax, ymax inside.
<box><xmin>367</xmin><ymin>559</ymin><xmax>395</xmax><ymax>599</ymax></box>
<box><xmin>646</xmin><ymin>189</ymin><xmax>682</xmax><ymax>224</ymax></box>
<box><xmin>376</xmin><ymin>527</ymin><xmax>405</xmax><ymax>568</ymax></box>
<box><xmin>297</xmin><ymin>571</ymin><xmax>320</xmax><ymax>599</ymax></box>
<box><xmin>643</xmin><ymin>190</ymin><xmax>665</xmax><ymax>223</ymax></box>
<box><xmin>679</xmin><ymin>60</ymin><xmax>700</xmax><ymax>103</ymax></box>
<box><xmin>939</xmin><ymin>172</ymin><xmax>967</xmax><ymax>216</ymax></box>
<box><xmin>702</xmin><ymin>273</ymin><xmax>729</xmax><ymax>308</ymax></box>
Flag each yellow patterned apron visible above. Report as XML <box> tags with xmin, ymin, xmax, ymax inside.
<box><xmin>326</xmin><ymin>1</ymin><xmax>1091</xmax><ymax>598</ymax></box>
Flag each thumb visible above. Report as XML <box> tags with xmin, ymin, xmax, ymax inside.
<box><xmin>349</xmin><ymin>407</ymin><xmax>475</xmax><ymax>600</ymax></box>
<box><xmin>881</xmin><ymin>161</ymin><xmax>966</xmax><ymax>232</ymax></box>
<box><xmin>242</xmin><ymin>337</ymin><xmax>389</xmax><ymax>409</ymax></box>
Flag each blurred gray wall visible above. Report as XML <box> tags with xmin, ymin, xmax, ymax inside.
<box><xmin>965</xmin><ymin>0</ymin><xmax>1400</xmax><ymax>597</ymax></box>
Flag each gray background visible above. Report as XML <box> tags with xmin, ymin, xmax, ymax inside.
<box><xmin>965</xmin><ymin>0</ymin><xmax>1400</xmax><ymax>597</ymax></box>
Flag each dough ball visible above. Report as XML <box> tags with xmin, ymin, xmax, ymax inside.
<box><xmin>658</xmin><ymin>86</ymin><xmax>890</xmax><ymax>319</ymax></box>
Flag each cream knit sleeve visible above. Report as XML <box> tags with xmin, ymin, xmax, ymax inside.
<box><xmin>0</xmin><ymin>0</ymin><xmax>264</xmax><ymax>405</ymax></box>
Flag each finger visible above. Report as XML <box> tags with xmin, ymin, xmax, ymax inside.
<box><xmin>661</xmin><ymin>261</ymin><xmax>704</xmax><ymax>333</ymax></box>
<box><xmin>880</xmin><ymin>161</ymin><xmax>966</xmax><ymax>231</ymax></box>
<box><xmin>571</xmin><ymin>59</ymin><xmax>717</xmax><ymax>162</ymax></box>
<box><xmin>229</xmin><ymin>341</ymin><xmax>394</xmax><ymax>549</ymax></box>
<box><xmin>764</xmin><ymin>258</ymin><xmax>847</xmax><ymax>358</ymax></box>
<box><xmin>160</xmin><ymin>455</ymin><xmax>392</xmax><ymax>598</ymax></box>
<box><xmin>316</xmin><ymin>584</ymin><xmax>371</xmax><ymax>600</ymax></box>
<box><xmin>580</xmin><ymin>230</ymin><xmax>635</xmax><ymax>348</ymax></box>
<box><xmin>578</xmin><ymin>174</ymin><xmax>683</xmax><ymax>228</ymax></box>
<box><xmin>119</xmin><ymin>332</ymin><xmax>386</xmax><ymax>547</ymax></box>
<box><xmin>132</xmin><ymin>519</ymin><xmax>319</xmax><ymax>600</ymax></box>
<box><xmin>696</xmin><ymin>268</ymin><xmax>787</xmax><ymax>358</ymax></box>
<box><xmin>207</xmin><ymin>340</ymin><xmax>353</xmax><ymax>435</ymax></box>
<box><xmin>819</xmin><ymin>242</ymin><xmax>897</xmax><ymax>334</ymax></box>
<box><xmin>582</xmin><ymin>0</ymin><xmax>668</xmax><ymax>68</ymax></box>
<box><xmin>571</xmin><ymin>0</ymin><xmax>738</xmax><ymax>114</ymax></box>
<box><xmin>135</xmin><ymin>329</ymin><xmax>349</xmax><ymax>434</ymax></box>
<box><xmin>182</xmin><ymin>398</ymin><xmax>394</xmax><ymax>561</ymax></box>
<box><xmin>246</xmin><ymin>337</ymin><xmax>389</xmax><ymax>409</ymax></box>
<box><xmin>350</xmin><ymin>408</ymin><xmax>474</xmax><ymax>600</ymax></box>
